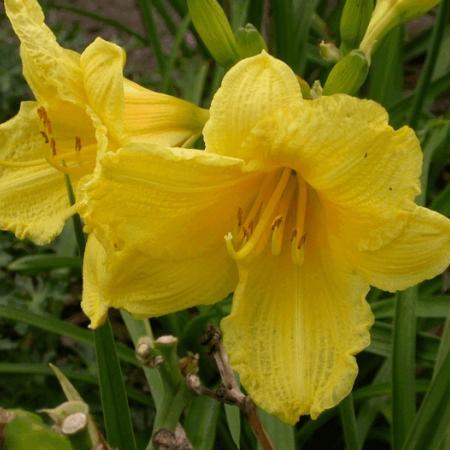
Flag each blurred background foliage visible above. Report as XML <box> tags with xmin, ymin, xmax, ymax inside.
<box><xmin>0</xmin><ymin>1</ymin><xmax>449</xmax><ymax>449</ymax></box>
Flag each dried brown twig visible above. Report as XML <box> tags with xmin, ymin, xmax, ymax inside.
<box><xmin>186</xmin><ymin>326</ymin><xmax>275</xmax><ymax>450</ymax></box>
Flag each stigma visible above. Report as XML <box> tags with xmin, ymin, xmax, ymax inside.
<box><xmin>225</xmin><ymin>168</ymin><xmax>308</xmax><ymax>264</ymax></box>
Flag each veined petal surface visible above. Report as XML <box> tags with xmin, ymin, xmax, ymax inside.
<box><xmin>0</xmin><ymin>102</ymin><xmax>74</xmax><ymax>244</ymax></box>
<box><xmin>222</xmin><ymin>192</ymin><xmax>373</xmax><ymax>423</ymax></box>
<box><xmin>5</xmin><ymin>0</ymin><xmax>85</xmax><ymax>104</ymax></box>
<box><xmin>124</xmin><ymin>80</ymin><xmax>209</xmax><ymax>147</ymax></box>
<box><xmin>240</xmin><ymin>95</ymin><xmax>422</xmax><ymax>251</ymax></box>
<box><xmin>80</xmin><ymin>38</ymin><xmax>126</xmax><ymax>144</ymax></box>
<box><xmin>203</xmin><ymin>51</ymin><xmax>302</xmax><ymax>157</ymax></box>
<box><xmin>78</xmin><ymin>144</ymin><xmax>263</xmax><ymax>325</ymax></box>
<box><xmin>350</xmin><ymin>206</ymin><xmax>450</xmax><ymax>292</ymax></box>
<box><xmin>82</xmin><ymin>234</ymin><xmax>237</xmax><ymax>328</ymax></box>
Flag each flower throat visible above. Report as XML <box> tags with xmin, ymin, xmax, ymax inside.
<box><xmin>225</xmin><ymin>168</ymin><xmax>308</xmax><ymax>264</ymax></box>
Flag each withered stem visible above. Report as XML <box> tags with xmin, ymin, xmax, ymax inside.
<box><xmin>196</xmin><ymin>326</ymin><xmax>275</xmax><ymax>450</ymax></box>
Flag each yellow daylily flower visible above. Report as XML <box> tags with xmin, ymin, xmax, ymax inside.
<box><xmin>0</xmin><ymin>0</ymin><xmax>208</xmax><ymax>244</ymax></box>
<box><xmin>78</xmin><ymin>52</ymin><xmax>450</xmax><ymax>423</ymax></box>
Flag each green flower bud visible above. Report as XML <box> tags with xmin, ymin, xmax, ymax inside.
<box><xmin>360</xmin><ymin>0</ymin><xmax>440</xmax><ymax>55</ymax></box>
<box><xmin>323</xmin><ymin>49</ymin><xmax>370</xmax><ymax>95</ymax></box>
<box><xmin>236</xmin><ymin>23</ymin><xmax>267</xmax><ymax>59</ymax></box>
<box><xmin>187</xmin><ymin>0</ymin><xmax>240</xmax><ymax>67</ymax></box>
<box><xmin>340</xmin><ymin>0</ymin><xmax>374</xmax><ymax>55</ymax></box>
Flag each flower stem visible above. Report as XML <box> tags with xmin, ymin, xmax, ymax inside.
<box><xmin>407</xmin><ymin>0</ymin><xmax>449</xmax><ymax>128</ymax></box>
<box><xmin>339</xmin><ymin>394</ymin><xmax>360</xmax><ymax>450</ymax></box>
<box><xmin>64</xmin><ymin>176</ymin><xmax>136</xmax><ymax>450</ymax></box>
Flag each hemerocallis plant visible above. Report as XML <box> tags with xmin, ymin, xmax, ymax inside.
<box><xmin>78</xmin><ymin>52</ymin><xmax>450</xmax><ymax>423</ymax></box>
<box><xmin>0</xmin><ymin>0</ymin><xmax>208</xmax><ymax>245</ymax></box>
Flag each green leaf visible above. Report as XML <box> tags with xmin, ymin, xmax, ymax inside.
<box><xmin>401</xmin><ymin>348</ymin><xmax>450</xmax><ymax>450</ymax></box>
<box><xmin>94</xmin><ymin>318</ymin><xmax>137</xmax><ymax>450</ymax></box>
<box><xmin>392</xmin><ymin>287</ymin><xmax>417</xmax><ymax>450</ymax></box>
<box><xmin>339</xmin><ymin>394</ymin><xmax>361</xmax><ymax>450</ymax></box>
<box><xmin>257</xmin><ymin>409</ymin><xmax>295</xmax><ymax>450</ymax></box>
<box><xmin>368</xmin><ymin>26</ymin><xmax>403</xmax><ymax>108</ymax></box>
<box><xmin>135</xmin><ymin>0</ymin><xmax>166</xmax><ymax>75</ymax></box>
<box><xmin>0</xmin><ymin>362</ymin><xmax>150</xmax><ymax>406</ymax></box>
<box><xmin>368</xmin><ymin>322</ymin><xmax>438</xmax><ymax>366</ymax></box>
<box><xmin>224</xmin><ymin>404</ymin><xmax>241</xmax><ymax>449</ymax></box>
<box><xmin>184</xmin><ymin>396</ymin><xmax>220</xmax><ymax>450</ymax></box>
<box><xmin>0</xmin><ymin>305</ymin><xmax>137</xmax><ymax>366</ymax></box>
<box><xmin>4</xmin><ymin>411</ymin><xmax>73</xmax><ymax>450</ymax></box>
<box><xmin>8</xmin><ymin>255</ymin><xmax>81</xmax><ymax>272</ymax></box>
<box><xmin>431</xmin><ymin>183</ymin><xmax>450</xmax><ymax>216</ymax></box>
<box><xmin>371</xmin><ymin>295</ymin><xmax>450</xmax><ymax>319</ymax></box>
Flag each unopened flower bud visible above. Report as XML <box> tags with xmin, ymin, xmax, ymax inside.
<box><xmin>340</xmin><ymin>0</ymin><xmax>374</xmax><ymax>54</ymax></box>
<box><xmin>236</xmin><ymin>24</ymin><xmax>267</xmax><ymax>59</ymax></box>
<box><xmin>323</xmin><ymin>49</ymin><xmax>369</xmax><ymax>95</ymax></box>
<box><xmin>187</xmin><ymin>0</ymin><xmax>240</xmax><ymax>67</ymax></box>
<box><xmin>360</xmin><ymin>0</ymin><xmax>440</xmax><ymax>55</ymax></box>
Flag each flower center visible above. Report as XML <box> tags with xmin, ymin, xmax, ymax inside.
<box><xmin>225</xmin><ymin>167</ymin><xmax>308</xmax><ymax>264</ymax></box>
<box><xmin>37</xmin><ymin>106</ymin><xmax>96</xmax><ymax>176</ymax></box>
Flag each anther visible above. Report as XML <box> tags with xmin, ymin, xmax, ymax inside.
<box><xmin>40</xmin><ymin>131</ymin><xmax>49</xmax><ymax>144</ymax></box>
<box><xmin>37</xmin><ymin>106</ymin><xmax>46</xmax><ymax>121</ymax></box>
<box><xmin>75</xmin><ymin>136</ymin><xmax>82</xmax><ymax>152</ymax></box>
<box><xmin>50</xmin><ymin>138</ymin><xmax>57</xmax><ymax>156</ymax></box>
<box><xmin>46</xmin><ymin>118</ymin><xmax>53</xmax><ymax>134</ymax></box>
<box><xmin>271</xmin><ymin>215</ymin><xmax>283</xmax><ymax>230</ymax></box>
<box><xmin>237</xmin><ymin>207</ymin><xmax>243</xmax><ymax>227</ymax></box>
<box><xmin>290</xmin><ymin>228</ymin><xmax>298</xmax><ymax>242</ymax></box>
<box><xmin>298</xmin><ymin>233</ymin><xmax>306</xmax><ymax>249</ymax></box>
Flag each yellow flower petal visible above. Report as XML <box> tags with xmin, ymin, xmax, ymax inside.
<box><xmin>222</xmin><ymin>193</ymin><xmax>373</xmax><ymax>423</ymax></box>
<box><xmin>81</xmin><ymin>234</ymin><xmax>237</xmax><ymax>328</ymax></box>
<box><xmin>240</xmin><ymin>94</ymin><xmax>422</xmax><ymax>251</ymax></box>
<box><xmin>79</xmin><ymin>143</ymin><xmax>261</xmax><ymax>256</ymax></box>
<box><xmin>350</xmin><ymin>206</ymin><xmax>450</xmax><ymax>292</ymax></box>
<box><xmin>203</xmin><ymin>51</ymin><xmax>301</xmax><ymax>157</ymax></box>
<box><xmin>80</xmin><ymin>38</ymin><xmax>126</xmax><ymax>144</ymax></box>
<box><xmin>123</xmin><ymin>80</ymin><xmax>209</xmax><ymax>146</ymax></box>
<box><xmin>5</xmin><ymin>0</ymin><xmax>85</xmax><ymax>104</ymax></box>
<box><xmin>78</xmin><ymin>143</ymin><xmax>263</xmax><ymax>324</ymax></box>
<box><xmin>0</xmin><ymin>102</ymin><xmax>74</xmax><ymax>244</ymax></box>
<box><xmin>82</xmin><ymin>235</ymin><xmax>110</xmax><ymax>329</ymax></box>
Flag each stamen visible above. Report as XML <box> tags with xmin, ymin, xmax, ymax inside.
<box><xmin>227</xmin><ymin>168</ymin><xmax>292</xmax><ymax>260</ymax></box>
<box><xmin>237</xmin><ymin>207</ymin><xmax>243</xmax><ymax>228</ymax></box>
<box><xmin>291</xmin><ymin>236</ymin><xmax>305</xmax><ymax>264</ymax></box>
<box><xmin>75</xmin><ymin>137</ymin><xmax>82</xmax><ymax>152</ymax></box>
<box><xmin>40</xmin><ymin>131</ymin><xmax>49</xmax><ymax>144</ymax></box>
<box><xmin>271</xmin><ymin>174</ymin><xmax>296</xmax><ymax>255</ymax></box>
<box><xmin>50</xmin><ymin>138</ymin><xmax>57</xmax><ymax>156</ymax></box>
<box><xmin>46</xmin><ymin>118</ymin><xmax>52</xmax><ymax>134</ymax></box>
<box><xmin>291</xmin><ymin>177</ymin><xmax>308</xmax><ymax>264</ymax></box>
<box><xmin>241</xmin><ymin>171</ymin><xmax>278</xmax><ymax>232</ymax></box>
